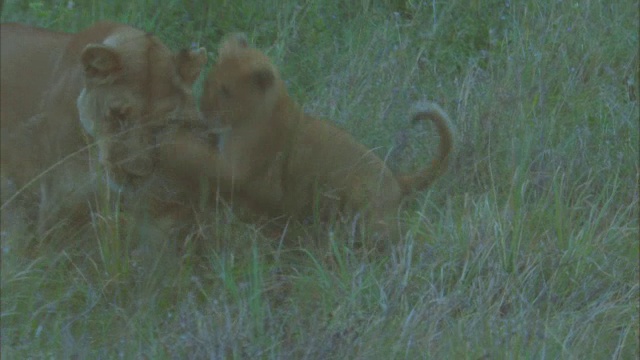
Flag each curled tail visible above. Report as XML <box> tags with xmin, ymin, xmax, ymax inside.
<box><xmin>397</xmin><ymin>102</ymin><xmax>453</xmax><ymax>195</ymax></box>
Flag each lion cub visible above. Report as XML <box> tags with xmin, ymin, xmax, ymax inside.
<box><xmin>199</xmin><ymin>34</ymin><xmax>453</xmax><ymax>239</ymax></box>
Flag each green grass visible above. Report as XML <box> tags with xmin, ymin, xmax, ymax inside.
<box><xmin>2</xmin><ymin>0</ymin><xmax>638</xmax><ymax>358</ymax></box>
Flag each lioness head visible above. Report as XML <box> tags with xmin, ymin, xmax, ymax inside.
<box><xmin>76</xmin><ymin>28</ymin><xmax>207</xmax><ymax>189</ymax></box>
<box><xmin>201</xmin><ymin>33</ymin><xmax>283</xmax><ymax>133</ymax></box>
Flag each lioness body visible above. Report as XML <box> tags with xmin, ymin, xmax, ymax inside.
<box><xmin>0</xmin><ymin>22</ymin><xmax>207</xmax><ymax>233</ymax></box>
<box><xmin>191</xmin><ymin>34</ymin><xmax>453</xmax><ymax>237</ymax></box>
<box><xmin>0</xmin><ymin>24</ymin><xmax>68</xmax><ymax>126</ymax></box>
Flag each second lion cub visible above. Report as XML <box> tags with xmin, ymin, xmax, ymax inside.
<box><xmin>199</xmin><ymin>34</ymin><xmax>453</xmax><ymax>239</ymax></box>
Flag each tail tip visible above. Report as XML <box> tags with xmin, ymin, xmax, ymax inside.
<box><xmin>410</xmin><ymin>100</ymin><xmax>456</xmax><ymax>151</ymax></box>
<box><xmin>410</xmin><ymin>101</ymin><xmax>449</xmax><ymax>120</ymax></box>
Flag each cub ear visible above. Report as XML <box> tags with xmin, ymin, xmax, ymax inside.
<box><xmin>219</xmin><ymin>33</ymin><xmax>249</xmax><ymax>57</ymax></box>
<box><xmin>80</xmin><ymin>44</ymin><xmax>123</xmax><ymax>84</ymax></box>
<box><xmin>176</xmin><ymin>47</ymin><xmax>208</xmax><ymax>85</ymax></box>
<box><xmin>251</xmin><ymin>66</ymin><xmax>275</xmax><ymax>92</ymax></box>
<box><xmin>229</xmin><ymin>33</ymin><xmax>249</xmax><ymax>48</ymax></box>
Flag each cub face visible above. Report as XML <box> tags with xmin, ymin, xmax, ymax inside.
<box><xmin>201</xmin><ymin>34</ymin><xmax>281</xmax><ymax>133</ymax></box>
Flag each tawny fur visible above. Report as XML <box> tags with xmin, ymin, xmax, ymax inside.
<box><xmin>164</xmin><ymin>34</ymin><xmax>453</xmax><ymax>238</ymax></box>
<box><xmin>0</xmin><ymin>22</ymin><xmax>207</xmax><ymax>234</ymax></box>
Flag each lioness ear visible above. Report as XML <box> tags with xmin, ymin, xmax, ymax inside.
<box><xmin>176</xmin><ymin>47</ymin><xmax>208</xmax><ymax>84</ymax></box>
<box><xmin>251</xmin><ymin>66</ymin><xmax>275</xmax><ymax>92</ymax></box>
<box><xmin>81</xmin><ymin>44</ymin><xmax>123</xmax><ymax>84</ymax></box>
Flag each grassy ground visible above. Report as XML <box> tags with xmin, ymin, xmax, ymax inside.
<box><xmin>2</xmin><ymin>0</ymin><xmax>638</xmax><ymax>358</ymax></box>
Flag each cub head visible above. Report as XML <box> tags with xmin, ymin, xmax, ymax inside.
<box><xmin>201</xmin><ymin>33</ymin><xmax>282</xmax><ymax>132</ymax></box>
<box><xmin>76</xmin><ymin>29</ymin><xmax>207</xmax><ymax>189</ymax></box>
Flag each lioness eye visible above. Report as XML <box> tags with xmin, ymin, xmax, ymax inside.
<box><xmin>151</xmin><ymin>125</ymin><xmax>166</xmax><ymax>141</ymax></box>
<box><xmin>220</xmin><ymin>85</ymin><xmax>231</xmax><ymax>98</ymax></box>
<box><xmin>110</xmin><ymin>107</ymin><xmax>129</xmax><ymax>120</ymax></box>
<box><xmin>110</xmin><ymin>106</ymin><xmax>131</xmax><ymax>130</ymax></box>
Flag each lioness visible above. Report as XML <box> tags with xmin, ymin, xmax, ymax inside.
<box><xmin>173</xmin><ymin>33</ymin><xmax>453</xmax><ymax>241</ymax></box>
<box><xmin>0</xmin><ymin>22</ymin><xmax>207</xmax><ymax>234</ymax></box>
